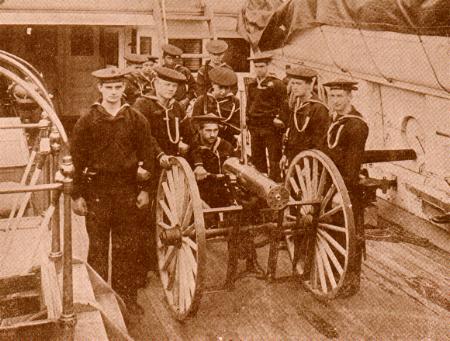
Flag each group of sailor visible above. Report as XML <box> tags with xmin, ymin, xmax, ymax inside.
<box><xmin>69</xmin><ymin>40</ymin><xmax>369</xmax><ymax>316</ymax></box>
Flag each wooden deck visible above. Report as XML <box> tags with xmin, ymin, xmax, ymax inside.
<box><xmin>130</xmin><ymin>235</ymin><xmax>449</xmax><ymax>340</ymax></box>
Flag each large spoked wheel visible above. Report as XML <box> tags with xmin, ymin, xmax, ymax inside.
<box><xmin>284</xmin><ymin>150</ymin><xmax>359</xmax><ymax>299</ymax></box>
<box><xmin>155</xmin><ymin>157</ymin><xmax>206</xmax><ymax>320</ymax></box>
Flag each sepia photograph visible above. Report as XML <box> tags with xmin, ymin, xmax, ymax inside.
<box><xmin>0</xmin><ymin>0</ymin><xmax>448</xmax><ymax>339</ymax></box>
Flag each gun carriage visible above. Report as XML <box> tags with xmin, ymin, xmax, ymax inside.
<box><xmin>155</xmin><ymin>145</ymin><xmax>416</xmax><ymax>321</ymax></box>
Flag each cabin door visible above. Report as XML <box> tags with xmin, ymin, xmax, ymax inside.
<box><xmin>61</xmin><ymin>26</ymin><xmax>102</xmax><ymax>117</ymax></box>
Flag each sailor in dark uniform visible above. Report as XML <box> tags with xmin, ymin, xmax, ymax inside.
<box><xmin>280</xmin><ymin>66</ymin><xmax>330</xmax><ymax>167</ymax></box>
<box><xmin>188</xmin><ymin>113</ymin><xmax>237</xmax><ymax>207</ymax></box>
<box><xmin>192</xmin><ymin>67</ymin><xmax>240</xmax><ymax>147</ymax></box>
<box><xmin>323</xmin><ymin>79</ymin><xmax>369</xmax><ymax>189</ymax></box>
<box><xmin>132</xmin><ymin>66</ymin><xmax>194</xmax><ymax>282</ymax></box>
<box><xmin>246</xmin><ymin>52</ymin><xmax>287</xmax><ymax>182</ymax></box>
<box><xmin>323</xmin><ymin>79</ymin><xmax>369</xmax><ymax>295</ymax></box>
<box><xmin>71</xmin><ymin>67</ymin><xmax>154</xmax><ymax>315</ymax></box>
<box><xmin>188</xmin><ymin>113</ymin><xmax>263</xmax><ymax>276</ymax></box>
<box><xmin>196</xmin><ymin>40</ymin><xmax>236</xmax><ymax>95</ymax></box>
<box><xmin>123</xmin><ymin>54</ymin><xmax>154</xmax><ymax>104</ymax></box>
<box><xmin>161</xmin><ymin>44</ymin><xmax>197</xmax><ymax>110</ymax></box>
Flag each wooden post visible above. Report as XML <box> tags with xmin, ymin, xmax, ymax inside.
<box><xmin>49</xmin><ymin>127</ymin><xmax>62</xmax><ymax>261</ymax></box>
<box><xmin>59</xmin><ymin>155</ymin><xmax>76</xmax><ymax>339</ymax></box>
<box><xmin>38</xmin><ymin>113</ymin><xmax>51</xmax><ymax>207</ymax></box>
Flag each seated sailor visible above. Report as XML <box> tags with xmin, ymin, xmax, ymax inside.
<box><xmin>188</xmin><ymin>113</ymin><xmax>237</xmax><ymax>208</ymax></box>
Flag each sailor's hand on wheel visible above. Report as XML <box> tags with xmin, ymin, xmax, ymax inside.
<box><xmin>73</xmin><ymin>197</ymin><xmax>88</xmax><ymax>216</ymax></box>
<box><xmin>136</xmin><ymin>190</ymin><xmax>150</xmax><ymax>209</ymax></box>
<box><xmin>159</xmin><ymin>154</ymin><xmax>172</xmax><ymax>169</ymax></box>
<box><xmin>194</xmin><ymin>166</ymin><xmax>208</xmax><ymax>181</ymax></box>
<box><xmin>279</xmin><ymin>155</ymin><xmax>288</xmax><ymax>171</ymax></box>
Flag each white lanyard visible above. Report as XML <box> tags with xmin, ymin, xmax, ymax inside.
<box><xmin>327</xmin><ymin>114</ymin><xmax>366</xmax><ymax>149</ymax></box>
<box><xmin>293</xmin><ymin>97</ymin><xmax>311</xmax><ymax>133</ymax></box>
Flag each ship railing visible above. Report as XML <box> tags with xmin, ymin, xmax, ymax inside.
<box><xmin>0</xmin><ymin>49</ymin><xmax>75</xmax><ymax>338</ymax></box>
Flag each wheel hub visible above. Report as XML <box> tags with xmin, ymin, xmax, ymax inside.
<box><xmin>160</xmin><ymin>226</ymin><xmax>182</xmax><ymax>248</ymax></box>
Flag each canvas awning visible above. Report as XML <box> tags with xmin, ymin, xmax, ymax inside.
<box><xmin>239</xmin><ymin>0</ymin><xmax>450</xmax><ymax>50</ymax></box>
<box><xmin>0</xmin><ymin>10</ymin><xmax>155</xmax><ymax>26</ymax></box>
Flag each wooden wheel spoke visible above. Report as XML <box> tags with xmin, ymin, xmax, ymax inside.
<box><xmin>181</xmin><ymin>200</ymin><xmax>193</xmax><ymax>229</ymax></box>
<box><xmin>317</xmin><ymin>167</ymin><xmax>328</xmax><ymax>198</ymax></box>
<box><xmin>173</xmin><ymin>256</ymin><xmax>180</xmax><ymax>308</ymax></box>
<box><xmin>178</xmin><ymin>251</ymin><xmax>187</xmax><ymax>313</ymax></box>
<box><xmin>320</xmin><ymin>184</ymin><xmax>336</xmax><ymax>214</ymax></box>
<box><xmin>166</xmin><ymin>252</ymin><xmax>178</xmax><ymax>291</ymax></box>
<box><xmin>319</xmin><ymin>205</ymin><xmax>343</xmax><ymax>221</ymax></box>
<box><xmin>162</xmin><ymin>181</ymin><xmax>178</xmax><ymax>223</ymax></box>
<box><xmin>158</xmin><ymin>221</ymin><xmax>172</xmax><ymax>230</ymax></box>
<box><xmin>312</xmin><ymin>158</ymin><xmax>319</xmax><ymax>196</ymax></box>
<box><xmin>289</xmin><ymin>177</ymin><xmax>300</xmax><ymax>196</ymax></box>
<box><xmin>303</xmin><ymin>157</ymin><xmax>313</xmax><ymax>198</ymax></box>
<box><xmin>162</xmin><ymin>246</ymin><xmax>177</xmax><ymax>272</ymax></box>
<box><xmin>318</xmin><ymin>236</ymin><xmax>343</xmax><ymax>275</ymax></box>
<box><xmin>295</xmin><ymin>164</ymin><xmax>308</xmax><ymax>198</ymax></box>
<box><xmin>182</xmin><ymin>244</ymin><xmax>198</xmax><ymax>277</ymax></box>
<box><xmin>182</xmin><ymin>224</ymin><xmax>195</xmax><ymax>236</ymax></box>
<box><xmin>315</xmin><ymin>245</ymin><xmax>327</xmax><ymax>293</ymax></box>
<box><xmin>318</xmin><ymin>222</ymin><xmax>346</xmax><ymax>233</ymax></box>
<box><xmin>318</xmin><ymin>229</ymin><xmax>347</xmax><ymax>257</ymax></box>
<box><xmin>183</xmin><ymin>236</ymin><xmax>198</xmax><ymax>251</ymax></box>
<box><xmin>318</xmin><ymin>242</ymin><xmax>337</xmax><ymax>289</ymax></box>
<box><xmin>179</xmin><ymin>248</ymin><xmax>194</xmax><ymax>309</ymax></box>
<box><xmin>159</xmin><ymin>199</ymin><xmax>177</xmax><ymax>226</ymax></box>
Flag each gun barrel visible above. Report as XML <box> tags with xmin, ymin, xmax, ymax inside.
<box><xmin>223</xmin><ymin>157</ymin><xmax>289</xmax><ymax>210</ymax></box>
<box><xmin>363</xmin><ymin>149</ymin><xmax>417</xmax><ymax>163</ymax></box>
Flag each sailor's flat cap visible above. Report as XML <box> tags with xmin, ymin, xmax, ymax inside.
<box><xmin>247</xmin><ymin>52</ymin><xmax>273</xmax><ymax>62</ymax></box>
<box><xmin>191</xmin><ymin>113</ymin><xmax>224</xmax><ymax>124</ymax></box>
<box><xmin>286</xmin><ymin>66</ymin><xmax>318</xmax><ymax>81</ymax></box>
<box><xmin>91</xmin><ymin>67</ymin><xmax>128</xmax><ymax>82</ymax></box>
<box><xmin>209</xmin><ymin>67</ymin><xmax>238</xmax><ymax>86</ymax></box>
<box><xmin>124</xmin><ymin>54</ymin><xmax>148</xmax><ymax>64</ymax></box>
<box><xmin>323</xmin><ymin>78</ymin><xmax>358</xmax><ymax>91</ymax></box>
<box><xmin>146</xmin><ymin>55</ymin><xmax>159</xmax><ymax>62</ymax></box>
<box><xmin>206</xmin><ymin>40</ymin><xmax>228</xmax><ymax>54</ymax></box>
<box><xmin>161</xmin><ymin>44</ymin><xmax>183</xmax><ymax>57</ymax></box>
<box><xmin>153</xmin><ymin>66</ymin><xmax>186</xmax><ymax>83</ymax></box>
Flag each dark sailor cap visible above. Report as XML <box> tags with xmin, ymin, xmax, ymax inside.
<box><xmin>153</xmin><ymin>66</ymin><xmax>186</xmax><ymax>83</ymax></box>
<box><xmin>286</xmin><ymin>66</ymin><xmax>318</xmax><ymax>81</ymax></box>
<box><xmin>191</xmin><ymin>113</ymin><xmax>224</xmax><ymax>125</ymax></box>
<box><xmin>209</xmin><ymin>67</ymin><xmax>237</xmax><ymax>86</ymax></box>
<box><xmin>247</xmin><ymin>52</ymin><xmax>273</xmax><ymax>63</ymax></box>
<box><xmin>206</xmin><ymin>40</ymin><xmax>228</xmax><ymax>54</ymax></box>
<box><xmin>124</xmin><ymin>54</ymin><xmax>148</xmax><ymax>64</ymax></box>
<box><xmin>146</xmin><ymin>55</ymin><xmax>159</xmax><ymax>62</ymax></box>
<box><xmin>161</xmin><ymin>43</ymin><xmax>183</xmax><ymax>57</ymax></box>
<box><xmin>323</xmin><ymin>78</ymin><xmax>358</xmax><ymax>91</ymax></box>
<box><xmin>91</xmin><ymin>67</ymin><xmax>128</xmax><ymax>82</ymax></box>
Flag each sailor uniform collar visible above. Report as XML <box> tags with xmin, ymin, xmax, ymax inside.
<box><xmin>91</xmin><ymin>101</ymin><xmax>130</xmax><ymax>121</ymax></box>
<box><xmin>143</xmin><ymin>94</ymin><xmax>177</xmax><ymax>111</ymax></box>
<box><xmin>198</xmin><ymin>137</ymin><xmax>222</xmax><ymax>154</ymax></box>
<box><xmin>142</xmin><ymin>94</ymin><xmax>181</xmax><ymax>144</ymax></box>
<box><xmin>205</xmin><ymin>93</ymin><xmax>239</xmax><ymax>122</ymax></box>
<box><xmin>292</xmin><ymin>96</ymin><xmax>327</xmax><ymax>133</ymax></box>
<box><xmin>327</xmin><ymin>106</ymin><xmax>367</xmax><ymax>149</ymax></box>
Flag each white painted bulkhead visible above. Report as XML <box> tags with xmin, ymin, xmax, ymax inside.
<box><xmin>268</xmin><ymin>26</ymin><xmax>450</xmax><ymax>225</ymax></box>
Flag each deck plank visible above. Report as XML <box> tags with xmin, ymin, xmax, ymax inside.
<box><xmin>130</xmin><ymin>235</ymin><xmax>450</xmax><ymax>340</ymax></box>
